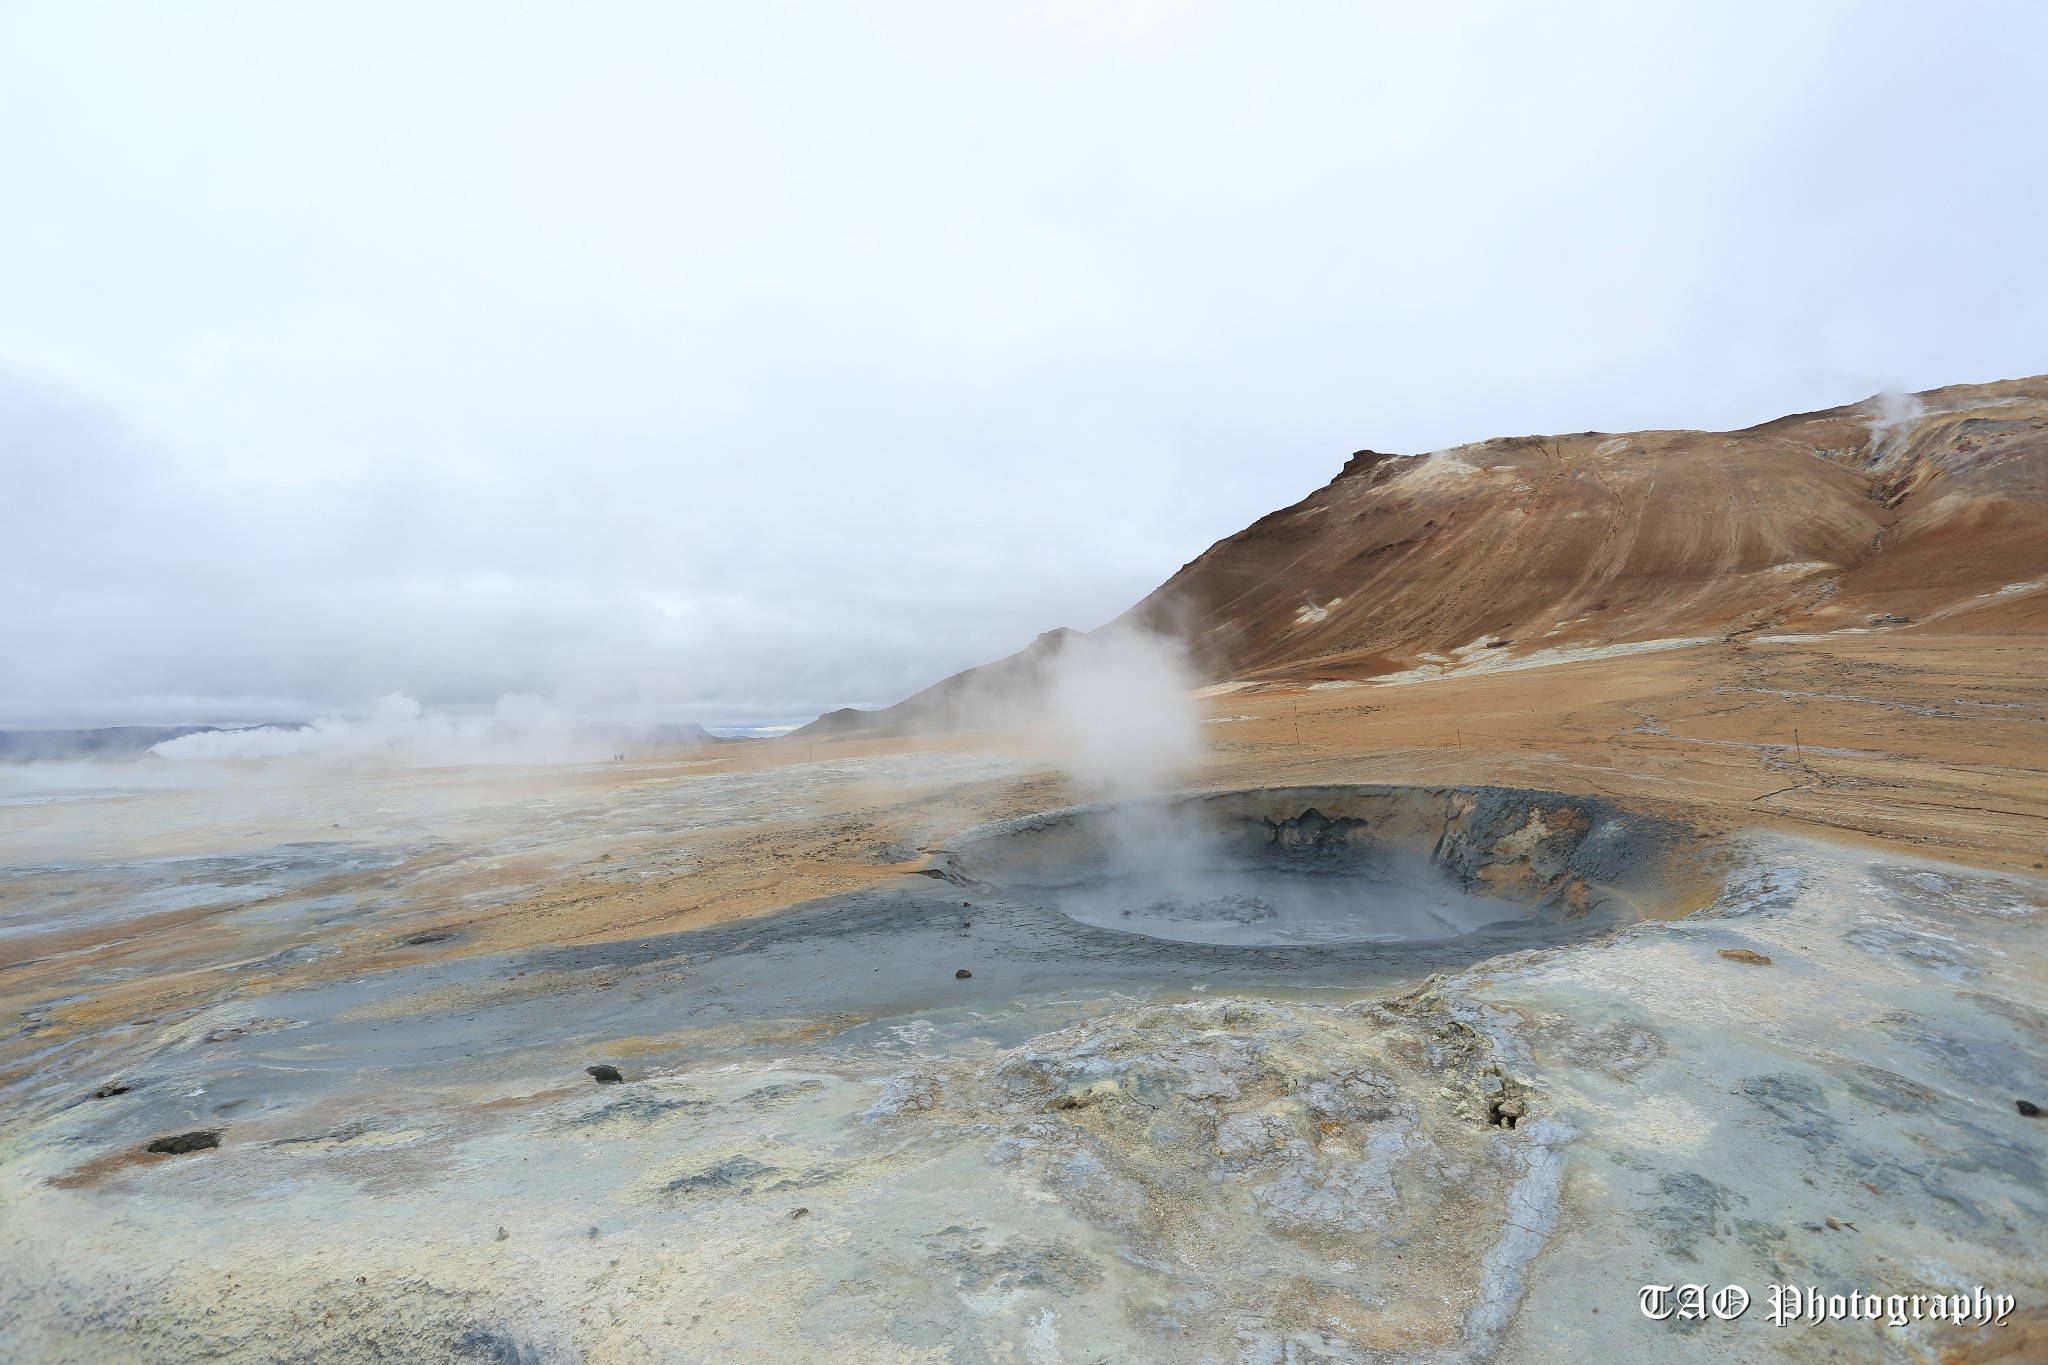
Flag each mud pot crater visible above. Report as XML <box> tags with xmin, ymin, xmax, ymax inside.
<box><xmin>944</xmin><ymin>784</ymin><xmax>1711</xmax><ymax>947</ymax></box>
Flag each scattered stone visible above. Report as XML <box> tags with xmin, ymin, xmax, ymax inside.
<box><xmin>587</xmin><ymin>1225</ymin><xmax>600</xmax><ymax>1238</ymax></box>
<box><xmin>1051</xmin><ymin>1078</ymin><xmax>1122</xmax><ymax>1110</ymax></box>
<box><xmin>742</xmin><ymin>1080</ymin><xmax>826</xmax><ymax>1107</ymax></box>
<box><xmin>145</xmin><ymin>1130</ymin><xmax>221</xmax><ymax>1155</ymax></box>
<box><xmin>403</xmin><ymin>931</ymin><xmax>454</xmax><ymax>946</ymax></box>
<box><xmin>1718</xmin><ymin>948</ymin><xmax>1773</xmax><ymax>966</ymax></box>
<box><xmin>2018</xmin><ymin>1099</ymin><xmax>2043</xmax><ymax>1118</ymax></box>
<box><xmin>664</xmin><ymin>1155</ymin><xmax>775</xmax><ymax>1196</ymax></box>
<box><xmin>1478</xmin><ymin>1065</ymin><xmax>1534</xmax><ymax>1129</ymax></box>
<box><xmin>586</xmin><ymin>1064</ymin><xmax>624</xmax><ymax>1084</ymax></box>
<box><xmin>91</xmin><ymin>1082</ymin><xmax>130</xmax><ymax>1099</ymax></box>
<box><xmin>955</xmin><ymin>969</ymin><xmax>972</xmax><ymax>979</ymax></box>
<box><xmin>863</xmin><ymin>1073</ymin><xmax>940</xmax><ymax>1120</ymax></box>
<box><xmin>791</xmin><ymin>1207</ymin><xmax>809</xmax><ymax>1219</ymax></box>
<box><xmin>1483</xmin><ymin>638</ymin><xmax>1513</xmax><ymax>648</ymax></box>
<box><xmin>1869</xmin><ymin>613</ymin><xmax>1911</xmax><ymax>627</ymax></box>
<box><xmin>495</xmin><ymin>1225</ymin><xmax>509</xmax><ymax>1240</ymax></box>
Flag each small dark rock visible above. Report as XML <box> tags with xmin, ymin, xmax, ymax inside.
<box><xmin>146</xmin><ymin>1130</ymin><xmax>221</xmax><ymax>1155</ymax></box>
<box><xmin>586</xmin><ymin>1064</ymin><xmax>624</xmax><ymax>1084</ymax></box>
<box><xmin>404</xmin><ymin>931</ymin><xmax>453</xmax><ymax>946</ymax></box>
<box><xmin>1869</xmin><ymin>613</ymin><xmax>1911</xmax><ymax>628</ymax></box>
<box><xmin>92</xmin><ymin>1082</ymin><xmax>130</xmax><ymax>1099</ymax></box>
<box><xmin>955</xmin><ymin>969</ymin><xmax>972</xmax><ymax>979</ymax></box>
<box><xmin>790</xmin><ymin>1207</ymin><xmax>809</xmax><ymax>1219</ymax></box>
<box><xmin>2018</xmin><ymin>1099</ymin><xmax>2043</xmax><ymax>1118</ymax></box>
<box><xmin>1483</xmin><ymin>638</ymin><xmax>1513</xmax><ymax>648</ymax></box>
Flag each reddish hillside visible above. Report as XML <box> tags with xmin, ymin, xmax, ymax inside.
<box><xmin>1122</xmin><ymin>376</ymin><xmax>2048</xmax><ymax>683</ymax></box>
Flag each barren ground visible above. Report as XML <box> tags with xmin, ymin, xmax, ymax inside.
<box><xmin>2</xmin><ymin>631</ymin><xmax>2044</xmax><ymax>1363</ymax></box>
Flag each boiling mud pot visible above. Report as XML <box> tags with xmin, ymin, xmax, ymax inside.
<box><xmin>943</xmin><ymin>783</ymin><xmax>1706</xmax><ymax>949</ymax></box>
<box><xmin>1035</xmin><ymin>861</ymin><xmax>1523</xmax><ymax>945</ymax></box>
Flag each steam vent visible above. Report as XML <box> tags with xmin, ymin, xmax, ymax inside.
<box><xmin>6</xmin><ymin>378</ymin><xmax>2047</xmax><ymax>1362</ymax></box>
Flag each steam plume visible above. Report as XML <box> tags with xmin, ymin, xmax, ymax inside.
<box><xmin>149</xmin><ymin>693</ymin><xmax>605</xmax><ymax>768</ymax></box>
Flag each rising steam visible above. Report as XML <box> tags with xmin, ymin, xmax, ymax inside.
<box><xmin>1027</xmin><ymin>624</ymin><xmax>1219</xmax><ymax>890</ymax></box>
<box><xmin>150</xmin><ymin>693</ymin><xmax>606</xmax><ymax>768</ymax></box>
<box><xmin>1041</xmin><ymin>625</ymin><xmax>1202</xmax><ymax>799</ymax></box>
<box><xmin>1865</xmin><ymin>388</ymin><xmax>1926</xmax><ymax>467</ymax></box>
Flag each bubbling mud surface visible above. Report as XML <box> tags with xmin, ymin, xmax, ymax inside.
<box><xmin>1034</xmin><ymin>865</ymin><xmax>1523</xmax><ymax>944</ymax></box>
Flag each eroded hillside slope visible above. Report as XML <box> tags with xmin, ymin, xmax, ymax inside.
<box><xmin>1126</xmin><ymin>377</ymin><xmax>2048</xmax><ymax>683</ymax></box>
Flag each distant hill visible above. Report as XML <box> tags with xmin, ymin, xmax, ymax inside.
<box><xmin>787</xmin><ymin>629</ymin><xmax>1082</xmax><ymax>740</ymax></box>
<box><xmin>790</xmin><ymin>376</ymin><xmax>2048</xmax><ymax>733</ymax></box>
<box><xmin>623</xmin><ymin>722</ymin><xmax>741</xmax><ymax>748</ymax></box>
<box><xmin>0</xmin><ymin>725</ymin><xmax>231</xmax><ymax>762</ymax></box>
<box><xmin>1</xmin><ymin>719</ymin><xmax>747</xmax><ymax>763</ymax></box>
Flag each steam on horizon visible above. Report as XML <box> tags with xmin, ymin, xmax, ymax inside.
<box><xmin>2</xmin><ymin>2</ymin><xmax>2044</xmax><ymax>734</ymax></box>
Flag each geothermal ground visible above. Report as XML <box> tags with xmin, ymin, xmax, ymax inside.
<box><xmin>3</xmin><ymin>627</ymin><xmax>2045</xmax><ymax>1363</ymax></box>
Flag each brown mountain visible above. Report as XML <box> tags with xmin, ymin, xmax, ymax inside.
<box><xmin>1122</xmin><ymin>375</ymin><xmax>2048</xmax><ymax>683</ymax></box>
<box><xmin>798</xmin><ymin>375</ymin><xmax>2048</xmax><ymax>735</ymax></box>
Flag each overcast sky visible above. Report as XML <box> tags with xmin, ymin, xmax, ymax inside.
<box><xmin>2</xmin><ymin>1</ymin><xmax>2043</xmax><ymax>731</ymax></box>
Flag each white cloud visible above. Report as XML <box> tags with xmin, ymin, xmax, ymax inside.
<box><xmin>0</xmin><ymin>2</ymin><xmax>2042</xmax><ymax>728</ymax></box>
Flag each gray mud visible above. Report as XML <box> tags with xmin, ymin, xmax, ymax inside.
<box><xmin>1023</xmin><ymin>864</ymin><xmax>1526</xmax><ymax>944</ymax></box>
